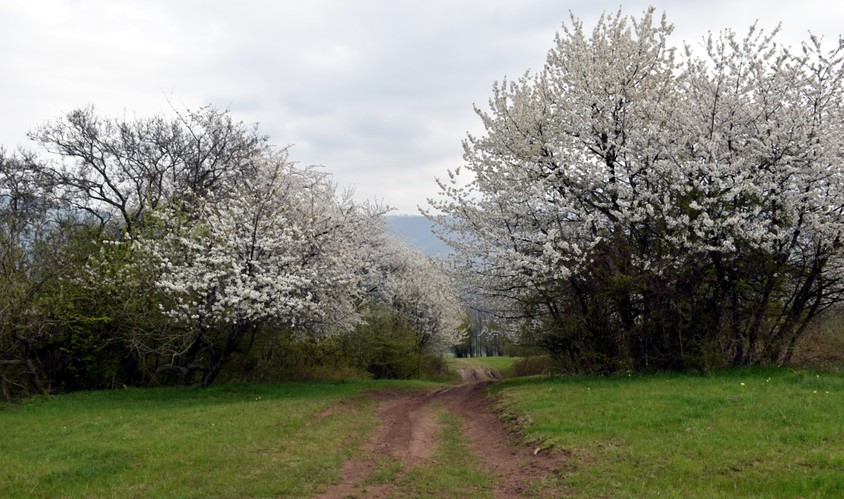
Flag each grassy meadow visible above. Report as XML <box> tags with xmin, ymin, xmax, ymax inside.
<box><xmin>2</xmin><ymin>360</ymin><xmax>843</xmax><ymax>497</ymax></box>
<box><xmin>0</xmin><ymin>380</ymin><xmax>436</xmax><ymax>497</ymax></box>
<box><xmin>449</xmin><ymin>355</ymin><xmax>522</xmax><ymax>375</ymax></box>
<box><xmin>492</xmin><ymin>367</ymin><xmax>844</xmax><ymax>497</ymax></box>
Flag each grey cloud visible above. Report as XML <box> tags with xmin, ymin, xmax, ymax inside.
<box><xmin>2</xmin><ymin>0</ymin><xmax>843</xmax><ymax>213</ymax></box>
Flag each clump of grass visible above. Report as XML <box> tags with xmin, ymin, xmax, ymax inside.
<box><xmin>491</xmin><ymin>367</ymin><xmax>844</xmax><ymax>497</ymax></box>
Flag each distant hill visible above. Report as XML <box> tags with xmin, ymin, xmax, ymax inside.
<box><xmin>386</xmin><ymin>215</ymin><xmax>452</xmax><ymax>258</ymax></box>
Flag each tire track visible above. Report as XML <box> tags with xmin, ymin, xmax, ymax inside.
<box><xmin>316</xmin><ymin>367</ymin><xmax>568</xmax><ymax>498</ymax></box>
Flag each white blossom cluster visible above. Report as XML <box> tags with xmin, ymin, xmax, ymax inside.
<box><xmin>368</xmin><ymin>235</ymin><xmax>465</xmax><ymax>349</ymax></box>
<box><xmin>135</xmin><ymin>149</ymin><xmax>382</xmax><ymax>339</ymax></box>
<box><xmin>429</xmin><ymin>8</ymin><xmax>844</xmax><ymax>340</ymax></box>
<box><xmin>128</xmin><ymin>146</ymin><xmax>466</xmax><ymax>360</ymax></box>
<box><xmin>10</xmin><ymin>105</ymin><xmax>468</xmax><ymax>386</ymax></box>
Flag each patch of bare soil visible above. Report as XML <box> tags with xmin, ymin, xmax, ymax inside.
<box><xmin>316</xmin><ymin>367</ymin><xmax>568</xmax><ymax>498</ymax></box>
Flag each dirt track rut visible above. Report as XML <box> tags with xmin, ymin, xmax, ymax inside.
<box><xmin>316</xmin><ymin>367</ymin><xmax>567</xmax><ymax>498</ymax></box>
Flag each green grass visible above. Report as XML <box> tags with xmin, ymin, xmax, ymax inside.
<box><xmin>5</xmin><ymin>364</ymin><xmax>842</xmax><ymax>497</ymax></box>
<box><xmin>490</xmin><ymin>367</ymin><xmax>844</xmax><ymax>497</ymax></box>
<box><xmin>324</xmin><ymin>402</ymin><xmax>493</xmax><ymax>497</ymax></box>
<box><xmin>356</xmin><ymin>404</ymin><xmax>492</xmax><ymax>496</ymax></box>
<box><xmin>396</xmin><ymin>411</ymin><xmax>492</xmax><ymax>497</ymax></box>
<box><xmin>450</xmin><ymin>356</ymin><xmax>522</xmax><ymax>376</ymax></box>
<box><xmin>0</xmin><ymin>380</ymin><xmax>437</xmax><ymax>498</ymax></box>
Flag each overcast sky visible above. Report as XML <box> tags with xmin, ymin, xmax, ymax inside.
<box><xmin>2</xmin><ymin>1</ymin><xmax>843</xmax><ymax>214</ymax></box>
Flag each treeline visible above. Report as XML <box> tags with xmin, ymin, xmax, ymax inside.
<box><xmin>0</xmin><ymin>106</ymin><xmax>464</xmax><ymax>400</ymax></box>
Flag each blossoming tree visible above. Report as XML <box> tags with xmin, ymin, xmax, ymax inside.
<box><xmin>135</xmin><ymin>149</ymin><xmax>386</xmax><ymax>385</ymax></box>
<box><xmin>30</xmin><ymin>105</ymin><xmax>267</xmax><ymax>234</ymax></box>
<box><xmin>429</xmin><ymin>8</ymin><xmax>844</xmax><ymax>371</ymax></box>
<box><xmin>367</xmin><ymin>235</ymin><xmax>464</xmax><ymax>351</ymax></box>
<box><xmin>14</xmin><ymin>104</ymin><xmax>466</xmax><ymax>388</ymax></box>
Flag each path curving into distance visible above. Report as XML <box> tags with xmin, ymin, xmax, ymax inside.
<box><xmin>316</xmin><ymin>366</ymin><xmax>568</xmax><ymax>498</ymax></box>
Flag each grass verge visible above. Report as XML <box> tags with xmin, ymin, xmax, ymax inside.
<box><xmin>449</xmin><ymin>356</ymin><xmax>521</xmax><ymax>376</ymax></box>
<box><xmin>0</xmin><ymin>380</ymin><xmax>436</xmax><ymax>497</ymax></box>
<box><xmin>490</xmin><ymin>367</ymin><xmax>844</xmax><ymax>497</ymax></box>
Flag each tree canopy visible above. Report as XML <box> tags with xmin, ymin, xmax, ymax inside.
<box><xmin>429</xmin><ymin>8</ymin><xmax>844</xmax><ymax>372</ymax></box>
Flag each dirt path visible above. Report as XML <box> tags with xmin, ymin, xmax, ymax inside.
<box><xmin>316</xmin><ymin>367</ymin><xmax>568</xmax><ymax>498</ymax></box>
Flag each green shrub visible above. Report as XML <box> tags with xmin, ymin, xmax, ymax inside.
<box><xmin>220</xmin><ymin>306</ymin><xmax>451</xmax><ymax>382</ymax></box>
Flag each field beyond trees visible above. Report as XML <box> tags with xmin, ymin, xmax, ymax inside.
<box><xmin>2</xmin><ymin>362</ymin><xmax>842</xmax><ymax>497</ymax></box>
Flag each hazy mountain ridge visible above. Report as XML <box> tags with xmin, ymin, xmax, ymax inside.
<box><xmin>386</xmin><ymin>215</ymin><xmax>452</xmax><ymax>258</ymax></box>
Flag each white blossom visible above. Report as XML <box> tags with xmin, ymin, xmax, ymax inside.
<box><xmin>428</xmin><ymin>8</ymin><xmax>844</xmax><ymax>366</ymax></box>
